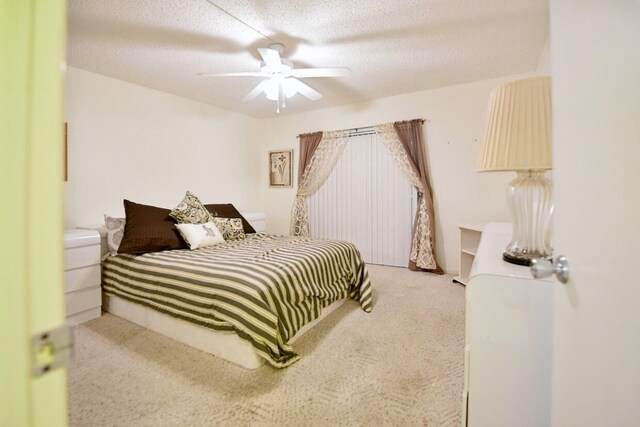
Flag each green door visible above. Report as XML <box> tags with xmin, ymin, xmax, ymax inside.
<box><xmin>1</xmin><ymin>0</ymin><xmax>68</xmax><ymax>425</ymax></box>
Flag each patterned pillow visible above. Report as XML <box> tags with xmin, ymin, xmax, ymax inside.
<box><xmin>104</xmin><ymin>215</ymin><xmax>125</xmax><ymax>256</ymax></box>
<box><xmin>204</xmin><ymin>204</ymin><xmax>256</xmax><ymax>233</ymax></box>
<box><xmin>211</xmin><ymin>217</ymin><xmax>246</xmax><ymax>241</ymax></box>
<box><xmin>175</xmin><ymin>221</ymin><xmax>225</xmax><ymax>250</ymax></box>
<box><xmin>170</xmin><ymin>191</ymin><xmax>213</xmax><ymax>224</ymax></box>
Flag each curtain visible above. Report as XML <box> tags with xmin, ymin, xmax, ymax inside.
<box><xmin>375</xmin><ymin>120</ymin><xmax>443</xmax><ymax>273</ymax></box>
<box><xmin>296</xmin><ymin>132</ymin><xmax>323</xmax><ymax>182</ymax></box>
<box><xmin>291</xmin><ymin>130</ymin><xmax>350</xmax><ymax>236</ymax></box>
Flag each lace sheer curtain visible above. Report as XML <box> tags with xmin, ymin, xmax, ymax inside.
<box><xmin>291</xmin><ymin>130</ymin><xmax>350</xmax><ymax>236</ymax></box>
<box><xmin>375</xmin><ymin>121</ymin><xmax>442</xmax><ymax>273</ymax></box>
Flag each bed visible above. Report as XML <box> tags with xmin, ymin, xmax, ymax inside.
<box><xmin>97</xmin><ymin>213</ymin><xmax>373</xmax><ymax>369</ymax></box>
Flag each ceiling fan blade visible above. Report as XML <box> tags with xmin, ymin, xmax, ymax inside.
<box><xmin>286</xmin><ymin>78</ymin><xmax>323</xmax><ymax>101</ymax></box>
<box><xmin>242</xmin><ymin>80</ymin><xmax>270</xmax><ymax>102</ymax></box>
<box><xmin>197</xmin><ymin>71</ymin><xmax>266</xmax><ymax>77</ymax></box>
<box><xmin>257</xmin><ymin>47</ymin><xmax>282</xmax><ymax>68</ymax></box>
<box><xmin>288</xmin><ymin>67</ymin><xmax>351</xmax><ymax>78</ymax></box>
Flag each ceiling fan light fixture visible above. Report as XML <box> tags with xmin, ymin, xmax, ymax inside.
<box><xmin>264</xmin><ymin>78</ymin><xmax>298</xmax><ymax>101</ymax></box>
<box><xmin>198</xmin><ymin>43</ymin><xmax>348</xmax><ymax>111</ymax></box>
<box><xmin>283</xmin><ymin>79</ymin><xmax>298</xmax><ymax>98</ymax></box>
<box><xmin>264</xmin><ymin>79</ymin><xmax>279</xmax><ymax>101</ymax></box>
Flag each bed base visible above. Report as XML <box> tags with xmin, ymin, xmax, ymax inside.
<box><xmin>102</xmin><ymin>293</ymin><xmax>345</xmax><ymax>369</ymax></box>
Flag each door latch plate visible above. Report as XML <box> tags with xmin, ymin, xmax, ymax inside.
<box><xmin>32</xmin><ymin>324</ymin><xmax>72</xmax><ymax>377</ymax></box>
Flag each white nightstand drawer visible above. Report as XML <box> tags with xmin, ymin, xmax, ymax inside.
<box><xmin>66</xmin><ymin>286</ymin><xmax>101</xmax><ymax>316</ymax></box>
<box><xmin>65</xmin><ymin>244</ymin><xmax>100</xmax><ymax>270</ymax></box>
<box><xmin>65</xmin><ymin>264</ymin><xmax>100</xmax><ymax>293</ymax></box>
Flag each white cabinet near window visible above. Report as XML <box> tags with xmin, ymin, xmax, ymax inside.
<box><xmin>453</xmin><ymin>223</ymin><xmax>484</xmax><ymax>286</ymax></box>
<box><xmin>64</xmin><ymin>229</ymin><xmax>102</xmax><ymax>325</ymax></box>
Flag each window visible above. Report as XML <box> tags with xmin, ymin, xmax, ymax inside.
<box><xmin>308</xmin><ymin>133</ymin><xmax>416</xmax><ymax>267</ymax></box>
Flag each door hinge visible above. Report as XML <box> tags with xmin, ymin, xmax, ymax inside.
<box><xmin>32</xmin><ymin>324</ymin><xmax>72</xmax><ymax>377</ymax></box>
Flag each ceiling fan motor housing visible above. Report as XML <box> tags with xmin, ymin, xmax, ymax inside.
<box><xmin>260</xmin><ymin>59</ymin><xmax>293</xmax><ymax>74</ymax></box>
<box><xmin>268</xmin><ymin>43</ymin><xmax>285</xmax><ymax>54</ymax></box>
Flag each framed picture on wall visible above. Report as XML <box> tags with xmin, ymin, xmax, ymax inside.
<box><xmin>269</xmin><ymin>149</ymin><xmax>293</xmax><ymax>188</ymax></box>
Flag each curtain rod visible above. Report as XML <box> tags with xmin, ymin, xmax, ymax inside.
<box><xmin>297</xmin><ymin>118</ymin><xmax>426</xmax><ymax>138</ymax></box>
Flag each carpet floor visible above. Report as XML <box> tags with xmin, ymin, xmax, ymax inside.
<box><xmin>68</xmin><ymin>265</ymin><xmax>466</xmax><ymax>426</ymax></box>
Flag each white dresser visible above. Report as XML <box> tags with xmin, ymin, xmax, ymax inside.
<box><xmin>64</xmin><ymin>229</ymin><xmax>102</xmax><ymax>325</ymax></box>
<box><xmin>462</xmin><ymin>222</ymin><xmax>553</xmax><ymax>427</ymax></box>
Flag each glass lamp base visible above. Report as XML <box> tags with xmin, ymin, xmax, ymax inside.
<box><xmin>504</xmin><ymin>170</ymin><xmax>553</xmax><ymax>266</ymax></box>
<box><xmin>502</xmin><ymin>251</ymin><xmax>550</xmax><ymax>267</ymax></box>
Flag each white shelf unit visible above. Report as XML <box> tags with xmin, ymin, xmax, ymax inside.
<box><xmin>453</xmin><ymin>223</ymin><xmax>484</xmax><ymax>286</ymax></box>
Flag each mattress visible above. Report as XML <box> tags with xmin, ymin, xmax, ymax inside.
<box><xmin>102</xmin><ymin>233</ymin><xmax>372</xmax><ymax>368</ymax></box>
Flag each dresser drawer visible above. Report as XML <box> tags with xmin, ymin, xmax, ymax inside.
<box><xmin>65</xmin><ymin>244</ymin><xmax>100</xmax><ymax>270</ymax></box>
<box><xmin>66</xmin><ymin>286</ymin><xmax>101</xmax><ymax>316</ymax></box>
<box><xmin>65</xmin><ymin>264</ymin><xmax>100</xmax><ymax>293</ymax></box>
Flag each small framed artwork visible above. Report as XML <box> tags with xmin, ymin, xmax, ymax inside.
<box><xmin>269</xmin><ymin>149</ymin><xmax>293</xmax><ymax>188</ymax></box>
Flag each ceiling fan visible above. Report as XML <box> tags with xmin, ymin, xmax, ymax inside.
<box><xmin>197</xmin><ymin>43</ymin><xmax>351</xmax><ymax>113</ymax></box>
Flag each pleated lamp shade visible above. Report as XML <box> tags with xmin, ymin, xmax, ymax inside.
<box><xmin>477</xmin><ymin>76</ymin><xmax>552</xmax><ymax>171</ymax></box>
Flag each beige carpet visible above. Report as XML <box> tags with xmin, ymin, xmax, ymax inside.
<box><xmin>68</xmin><ymin>265</ymin><xmax>466</xmax><ymax>426</ymax></box>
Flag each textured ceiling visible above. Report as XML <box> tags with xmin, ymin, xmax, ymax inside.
<box><xmin>67</xmin><ymin>0</ymin><xmax>549</xmax><ymax>118</ymax></box>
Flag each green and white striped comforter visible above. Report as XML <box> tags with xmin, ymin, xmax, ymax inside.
<box><xmin>102</xmin><ymin>233</ymin><xmax>373</xmax><ymax>368</ymax></box>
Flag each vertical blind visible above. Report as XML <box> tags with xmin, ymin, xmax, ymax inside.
<box><xmin>308</xmin><ymin>133</ymin><xmax>416</xmax><ymax>267</ymax></box>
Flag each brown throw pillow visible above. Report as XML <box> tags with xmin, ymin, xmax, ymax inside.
<box><xmin>204</xmin><ymin>204</ymin><xmax>256</xmax><ymax>234</ymax></box>
<box><xmin>118</xmin><ymin>200</ymin><xmax>188</xmax><ymax>254</ymax></box>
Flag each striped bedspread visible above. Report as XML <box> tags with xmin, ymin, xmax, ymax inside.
<box><xmin>102</xmin><ymin>233</ymin><xmax>372</xmax><ymax>368</ymax></box>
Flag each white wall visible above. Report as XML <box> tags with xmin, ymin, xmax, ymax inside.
<box><xmin>259</xmin><ymin>73</ymin><xmax>539</xmax><ymax>273</ymax></box>
<box><xmin>65</xmin><ymin>66</ymin><xmax>550</xmax><ymax>274</ymax></box>
<box><xmin>64</xmin><ymin>67</ymin><xmax>261</xmax><ymax>227</ymax></box>
<box><xmin>537</xmin><ymin>38</ymin><xmax>551</xmax><ymax>75</ymax></box>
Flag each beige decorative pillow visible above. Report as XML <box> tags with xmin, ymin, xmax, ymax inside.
<box><xmin>211</xmin><ymin>217</ymin><xmax>246</xmax><ymax>241</ymax></box>
<box><xmin>170</xmin><ymin>191</ymin><xmax>213</xmax><ymax>224</ymax></box>
<box><xmin>175</xmin><ymin>221</ymin><xmax>225</xmax><ymax>250</ymax></box>
<box><xmin>104</xmin><ymin>215</ymin><xmax>125</xmax><ymax>256</ymax></box>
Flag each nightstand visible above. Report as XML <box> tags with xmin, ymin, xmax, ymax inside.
<box><xmin>64</xmin><ymin>229</ymin><xmax>102</xmax><ymax>325</ymax></box>
<box><xmin>453</xmin><ymin>223</ymin><xmax>484</xmax><ymax>286</ymax></box>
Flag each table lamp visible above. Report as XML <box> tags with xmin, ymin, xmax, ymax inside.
<box><xmin>477</xmin><ymin>76</ymin><xmax>553</xmax><ymax>266</ymax></box>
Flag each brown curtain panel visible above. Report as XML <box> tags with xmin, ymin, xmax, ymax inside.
<box><xmin>394</xmin><ymin>120</ymin><xmax>443</xmax><ymax>274</ymax></box>
<box><xmin>291</xmin><ymin>130</ymin><xmax>350</xmax><ymax>236</ymax></box>
<box><xmin>297</xmin><ymin>131</ymin><xmax>323</xmax><ymax>182</ymax></box>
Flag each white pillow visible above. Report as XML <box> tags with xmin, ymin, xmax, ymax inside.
<box><xmin>175</xmin><ymin>221</ymin><xmax>224</xmax><ymax>250</ymax></box>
